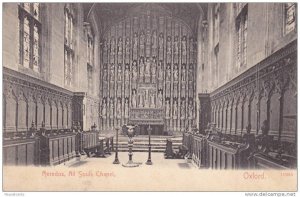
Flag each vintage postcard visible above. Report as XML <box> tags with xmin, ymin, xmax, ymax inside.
<box><xmin>2</xmin><ymin>2</ymin><xmax>297</xmax><ymax>193</ymax></box>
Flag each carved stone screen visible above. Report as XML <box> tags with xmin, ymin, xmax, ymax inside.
<box><xmin>100</xmin><ymin>5</ymin><xmax>197</xmax><ymax>135</ymax></box>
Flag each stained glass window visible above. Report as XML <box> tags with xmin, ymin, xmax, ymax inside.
<box><xmin>18</xmin><ymin>3</ymin><xmax>41</xmax><ymax>72</ymax></box>
<box><xmin>236</xmin><ymin>5</ymin><xmax>248</xmax><ymax>68</ymax></box>
<box><xmin>285</xmin><ymin>3</ymin><xmax>296</xmax><ymax>34</ymax></box>
<box><xmin>64</xmin><ymin>4</ymin><xmax>75</xmax><ymax>86</ymax></box>
<box><xmin>33</xmin><ymin>24</ymin><xmax>39</xmax><ymax>72</ymax></box>
<box><xmin>86</xmin><ymin>24</ymin><xmax>94</xmax><ymax>94</ymax></box>
<box><xmin>213</xmin><ymin>3</ymin><xmax>220</xmax><ymax>44</ymax></box>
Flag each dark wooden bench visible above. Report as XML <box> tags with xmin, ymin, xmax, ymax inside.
<box><xmin>82</xmin><ymin>131</ymin><xmax>99</xmax><ymax>157</ymax></box>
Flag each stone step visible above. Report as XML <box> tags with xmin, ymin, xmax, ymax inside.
<box><xmin>116</xmin><ymin>142</ymin><xmax>182</xmax><ymax>145</ymax></box>
<box><xmin>113</xmin><ymin>135</ymin><xmax>182</xmax><ymax>153</ymax></box>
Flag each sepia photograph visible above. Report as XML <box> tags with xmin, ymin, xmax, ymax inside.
<box><xmin>1</xmin><ymin>1</ymin><xmax>298</xmax><ymax>193</ymax></box>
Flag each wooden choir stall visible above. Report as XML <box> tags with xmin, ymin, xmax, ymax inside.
<box><xmin>3</xmin><ymin>68</ymin><xmax>114</xmax><ymax>166</ymax></box>
<box><xmin>169</xmin><ymin>41</ymin><xmax>297</xmax><ymax>170</ymax></box>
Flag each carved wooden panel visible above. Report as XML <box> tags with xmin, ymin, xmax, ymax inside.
<box><xmin>3</xmin><ymin>67</ymin><xmax>73</xmax><ymax>135</ymax></box>
<box><xmin>209</xmin><ymin>40</ymin><xmax>297</xmax><ymax>144</ymax></box>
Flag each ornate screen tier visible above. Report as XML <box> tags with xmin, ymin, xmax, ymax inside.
<box><xmin>100</xmin><ymin>7</ymin><xmax>197</xmax><ymax>134</ymax></box>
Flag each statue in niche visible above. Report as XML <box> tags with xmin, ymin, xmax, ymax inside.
<box><xmin>173</xmin><ymin>65</ymin><xmax>179</xmax><ymax>81</ymax></box>
<box><xmin>145</xmin><ymin>57</ymin><xmax>151</xmax><ymax>75</ymax></box>
<box><xmin>125</xmin><ymin>37</ymin><xmax>130</xmax><ymax>55</ymax></box>
<box><xmin>117</xmin><ymin>82</ymin><xmax>122</xmax><ymax>97</ymax></box>
<box><xmin>166</xmin><ymin>100</ymin><xmax>170</xmax><ymax>118</ymax></box>
<box><xmin>188</xmin><ymin>81</ymin><xmax>194</xmax><ymax>97</ymax></box>
<box><xmin>109</xmin><ymin>82</ymin><xmax>114</xmax><ymax>97</ymax></box>
<box><xmin>158</xmin><ymin>61</ymin><xmax>163</xmax><ymax>80</ymax></box>
<box><xmin>181</xmin><ymin>84</ymin><xmax>186</xmax><ymax>97</ymax></box>
<box><xmin>158</xmin><ymin>33</ymin><xmax>164</xmax><ymax>50</ymax></box>
<box><xmin>166</xmin><ymin>64</ymin><xmax>171</xmax><ymax>81</ymax></box>
<box><xmin>118</xmin><ymin>37</ymin><xmax>123</xmax><ymax>54</ymax></box>
<box><xmin>145</xmin><ymin>30</ymin><xmax>151</xmax><ymax>57</ymax></box>
<box><xmin>131</xmin><ymin>89</ymin><xmax>137</xmax><ymax>108</ymax></box>
<box><xmin>109</xmin><ymin>98</ymin><xmax>114</xmax><ymax>119</ymax></box>
<box><xmin>181</xmin><ymin>100</ymin><xmax>185</xmax><ymax>119</ymax></box>
<box><xmin>146</xmin><ymin>29</ymin><xmax>151</xmax><ymax>46</ymax></box>
<box><xmin>117</xmin><ymin>64</ymin><xmax>122</xmax><ymax>81</ymax></box>
<box><xmin>150</xmin><ymin>92</ymin><xmax>155</xmax><ymax>108</ymax></box>
<box><xmin>166</xmin><ymin>36</ymin><xmax>172</xmax><ymax>55</ymax></box>
<box><xmin>166</xmin><ymin>36</ymin><xmax>172</xmax><ymax>62</ymax></box>
<box><xmin>125</xmin><ymin>64</ymin><xmax>130</xmax><ymax>81</ymax></box>
<box><xmin>174</xmin><ymin>36</ymin><xmax>179</xmax><ymax>54</ymax></box>
<box><xmin>139</xmin><ymin>57</ymin><xmax>145</xmax><ymax>81</ymax></box>
<box><xmin>189</xmin><ymin>37</ymin><xmax>194</xmax><ymax>54</ymax></box>
<box><xmin>173</xmin><ymin>100</ymin><xmax>178</xmax><ymax>119</ymax></box>
<box><xmin>182</xmin><ymin>36</ymin><xmax>187</xmax><ymax>56</ymax></box>
<box><xmin>110</xmin><ymin>37</ymin><xmax>116</xmax><ymax>55</ymax></box>
<box><xmin>117</xmin><ymin>37</ymin><xmax>123</xmax><ymax>62</ymax></box>
<box><xmin>133</xmin><ymin>32</ymin><xmax>138</xmax><ymax>57</ymax></box>
<box><xmin>140</xmin><ymin>31</ymin><xmax>145</xmax><ymax>56</ymax></box>
<box><xmin>103</xmin><ymin>67</ymin><xmax>108</xmax><ymax>81</ymax></box>
<box><xmin>109</xmin><ymin>38</ymin><xmax>115</xmax><ymax>63</ymax></box>
<box><xmin>158</xmin><ymin>33</ymin><xmax>164</xmax><ymax>60</ymax></box>
<box><xmin>116</xmin><ymin>99</ymin><xmax>122</xmax><ymax>119</ymax></box>
<box><xmin>157</xmin><ymin>90</ymin><xmax>163</xmax><ymax>108</ymax></box>
<box><xmin>125</xmin><ymin>83</ymin><xmax>130</xmax><ymax>97</ymax></box>
<box><xmin>145</xmin><ymin>57</ymin><xmax>151</xmax><ymax>83</ymax></box>
<box><xmin>188</xmin><ymin>64</ymin><xmax>194</xmax><ymax>80</ymax></box>
<box><xmin>132</xmin><ymin>61</ymin><xmax>138</xmax><ymax>81</ymax></box>
<box><xmin>188</xmin><ymin>100</ymin><xmax>194</xmax><ymax>119</ymax></box>
<box><xmin>151</xmin><ymin>58</ymin><xmax>157</xmax><ymax>81</ymax></box>
<box><xmin>173</xmin><ymin>83</ymin><xmax>178</xmax><ymax>98</ymax></box>
<box><xmin>152</xmin><ymin>30</ymin><xmax>157</xmax><ymax>51</ymax></box>
<box><xmin>110</xmin><ymin>64</ymin><xmax>115</xmax><ymax>81</ymax></box>
<box><xmin>138</xmin><ymin>92</ymin><xmax>144</xmax><ymax>108</ymax></box>
<box><xmin>124</xmin><ymin>99</ymin><xmax>129</xmax><ymax>118</ymax></box>
<box><xmin>152</xmin><ymin>56</ymin><xmax>157</xmax><ymax>65</ymax></box>
<box><xmin>144</xmin><ymin>91</ymin><xmax>149</xmax><ymax>108</ymax></box>
<box><xmin>101</xmin><ymin>99</ymin><xmax>107</xmax><ymax>119</ymax></box>
<box><xmin>181</xmin><ymin>64</ymin><xmax>186</xmax><ymax>81</ymax></box>
<box><xmin>103</xmin><ymin>39</ymin><xmax>108</xmax><ymax>53</ymax></box>
<box><xmin>133</xmin><ymin>32</ymin><xmax>138</xmax><ymax>48</ymax></box>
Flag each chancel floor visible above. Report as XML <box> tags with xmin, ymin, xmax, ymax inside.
<box><xmin>67</xmin><ymin>152</ymin><xmax>195</xmax><ymax>170</ymax></box>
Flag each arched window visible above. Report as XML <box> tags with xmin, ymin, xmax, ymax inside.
<box><xmin>235</xmin><ymin>3</ymin><xmax>248</xmax><ymax>68</ymax></box>
<box><xmin>213</xmin><ymin>3</ymin><xmax>220</xmax><ymax>45</ymax></box>
<box><xmin>85</xmin><ymin>23</ymin><xmax>95</xmax><ymax>94</ymax></box>
<box><xmin>64</xmin><ymin>4</ymin><xmax>75</xmax><ymax>86</ymax></box>
<box><xmin>284</xmin><ymin>3</ymin><xmax>296</xmax><ymax>34</ymax></box>
<box><xmin>18</xmin><ymin>3</ymin><xmax>41</xmax><ymax>72</ymax></box>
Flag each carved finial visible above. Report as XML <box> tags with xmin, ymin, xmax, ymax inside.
<box><xmin>261</xmin><ymin>120</ymin><xmax>269</xmax><ymax>135</ymax></box>
<box><xmin>246</xmin><ymin>124</ymin><xmax>251</xmax><ymax>134</ymax></box>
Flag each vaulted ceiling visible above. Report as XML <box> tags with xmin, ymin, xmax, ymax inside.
<box><xmin>83</xmin><ymin>3</ymin><xmax>207</xmax><ymax>38</ymax></box>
